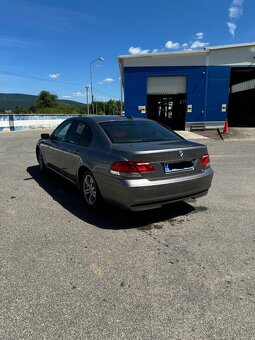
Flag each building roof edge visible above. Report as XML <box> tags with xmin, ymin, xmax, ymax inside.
<box><xmin>118</xmin><ymin>42</ymin><xmax>255</xmax><ymax>61</ymax></box>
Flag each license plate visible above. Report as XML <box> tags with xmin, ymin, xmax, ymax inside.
<box><xmin>164</xmin><ymin>161</ymin><xmax>194</xmax><ymax>173</ymax></box>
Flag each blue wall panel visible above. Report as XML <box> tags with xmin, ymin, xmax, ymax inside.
<box><xmin>124</xmin><ymin>66</ymin><xmax>206</xmax><ymax>122</ymax></box>
<box><xmin>123</xmin><ymin>65</ymin><xmax>231</xmax><ymax>125</ymax></box>
<box><xmin>124</xmin><ymin>70</ymin><xmax>147</xmax><ymax>118</ymax></box>
<box><xmin>205</xmin><ymin>66</ymin><xmax>231</xmax><ymax>122</ymax></box>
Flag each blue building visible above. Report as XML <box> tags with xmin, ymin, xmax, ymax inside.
<box><xmin>119</xmin><ymin>43</ymin><xmax>255</xmax><ymax>130</ymax></box>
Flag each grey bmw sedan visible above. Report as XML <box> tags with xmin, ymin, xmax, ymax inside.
<box><xmin>36</xmin><ymin>116</ymin><xmax>213</xmax><ymax>211</ymax></box>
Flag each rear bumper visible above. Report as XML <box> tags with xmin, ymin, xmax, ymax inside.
<box><xmin>99</xmin><ymin>167</ymin><xmax>214</xmax><ymax>211</ymax></box>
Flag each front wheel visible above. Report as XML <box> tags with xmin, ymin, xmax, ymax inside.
<box><xmin>82</xmin><ymin>171</ymin><xmax>101</xmax><ymax>209</ymax></box>
<box><xmin>38</xmin><ymin>149</ymin><xmax>46</xmax><ymax>173</ymax></box>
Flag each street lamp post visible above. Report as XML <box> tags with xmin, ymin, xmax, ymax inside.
<box><xmin>85</xmin><ymin>85</ymin><xmax>89</xmax><ymax>115</ymax></box>
<box><xmin>90</xmin><ymin>57</ymin><xmax>104</xmax><ymax>115</ymax></box>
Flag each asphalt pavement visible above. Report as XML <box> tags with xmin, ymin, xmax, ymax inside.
<box><xmin>0</xmin><ymin>129</ymin><xmax>254</xmax><ymax>340</ymax></box>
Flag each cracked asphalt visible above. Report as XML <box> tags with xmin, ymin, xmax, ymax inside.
<box><xmin>0</xmin><ymin>129</ymin><xmax>254</xmax><ymax>340</ymax></box>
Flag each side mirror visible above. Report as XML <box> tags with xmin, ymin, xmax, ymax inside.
<box><xmin>41</xmin><ymin>133</ymin><xmax>50</xmax><ymax>139</ymax></box>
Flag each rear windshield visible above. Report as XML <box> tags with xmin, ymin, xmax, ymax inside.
<box><xmin>100</xmin><ymin>120</ymin><xmax>182</xmax><ymax>143</ymax></box>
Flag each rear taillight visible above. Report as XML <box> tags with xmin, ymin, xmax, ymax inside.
<box><xmin>110</xmin><ymin>161</ymin><xmax>155</xmax><ymax>176</ymax></box>
<box><xmin>200</xmin><ymin>154</ymin><xmax>210</xmax><ymax>166</ymax></box>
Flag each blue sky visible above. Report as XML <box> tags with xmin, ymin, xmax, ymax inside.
<box><xmin>0</xmin><ymin>0</ymin><xmax>254</xmax><ymax>103</ymax></box>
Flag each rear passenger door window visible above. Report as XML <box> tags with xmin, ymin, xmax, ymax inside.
<box><xmin>79</xmin><ymin>124</ymin><xmax>92</xmax><ymax>146</ymax></box>
<box><xmin>67</xmin><ymin>121</ymin><xmax>92</xmax><ymax>146</ymax></box>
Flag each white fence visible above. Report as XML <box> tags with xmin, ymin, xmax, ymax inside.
<box><xmin>0</xmin><ymin>115</ymin><xmax>74</xmax><ymax>132</ymax></box>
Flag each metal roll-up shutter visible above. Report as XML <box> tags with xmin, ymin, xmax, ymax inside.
<box><xmin>147</xmin><ymin>76</ymin><xmax>187</xmax><ymax>95</ymax></box>
<box><xmin>231</xmin><ymin>79</ymin><xmax>255</xmax><ymax>93</ymax></box>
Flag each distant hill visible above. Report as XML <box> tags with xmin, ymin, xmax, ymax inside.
<box><xmin>0</xmin><ymin>93</ymin><xmax>84</xmax><ymax>110</ymax></box>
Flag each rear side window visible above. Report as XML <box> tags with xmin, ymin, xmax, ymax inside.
<box><xmin>100</xmin><ymin>120</ymin><xmax>181</xmax><ymax>143</ymax></box>
<box><xmin>67</xmin><ymin>121</ymin><xmax>92</xmax><ymax>146</ymax></box>
<box><xmin>79</xmin><ymin>124</ymin><xmax>92</xmax><ymax>146</ymax></box>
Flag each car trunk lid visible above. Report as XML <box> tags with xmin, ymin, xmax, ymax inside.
<box><xmin>110</xmin><ymin>140</ymin><xmax>209</xmax><ymax>179</ymax></box>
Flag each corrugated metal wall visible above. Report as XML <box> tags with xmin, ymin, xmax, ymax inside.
<box><xmin>231</xmin><ymin>79</ymin><xmax>255</xmax><ymax>93</ymax></box>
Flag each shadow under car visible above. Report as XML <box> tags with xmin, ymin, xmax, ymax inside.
<box><xmin>26</xmin><ymin>165</ymin><xmax>196</xmax><ymax>230</ymax></box>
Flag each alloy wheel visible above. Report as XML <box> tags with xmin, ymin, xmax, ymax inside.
<box><xmin>38</xmin><ymin>151</ymin><xmax>45</xmax><ymax>172</ymax></box>
<box><xmin>83</xmin><ymin>173</ymin><xmax>97</xmax><ymax>206</ymax></box>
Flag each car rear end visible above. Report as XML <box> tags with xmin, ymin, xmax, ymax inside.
<box><xmin>98</xmin><ymin>119</ymin><xmax>214</xmax><ymax>211</ymax></box>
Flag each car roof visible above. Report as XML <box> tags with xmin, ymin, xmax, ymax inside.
<box><xmin>75</xmin><ymin>115</ymin><xmax>147</xmax><ymax>124</ymax></box>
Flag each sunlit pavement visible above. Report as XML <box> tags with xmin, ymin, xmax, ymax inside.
<box><xmin>0</xmin><ymin>130</ymin><xmax>254</xmax><ymax>339</ymax></box>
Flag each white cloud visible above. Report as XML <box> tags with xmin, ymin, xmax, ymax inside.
<box><xmin>61</xmin><ymin>95</ymin><xmax>72</xmax><ymax>99</ymax></box>
<box><xmin>102</xmin><ymin>77</ymin><xmax>114</xmax><ymax>83</ymax></box>
<box><xmin>49</xmin><ymin>73</ymin><xmax>60</xmax><ymax>79</ymax></box>
<box><xmin>72</xmin><ymin>91</ymin><xmax>84</xmax><ymax>97</ymax></box>
<box><xmin>190</xmin><ymin>41</ymin><xmax>209</xmax><ymax>49</ymax></box>
<box><xmin>232</xmin><ymin>0</ymin><xmax>244</xmax><ymax>5</ymax></box>
<box><xmin>140</xmin><ymin>49</ymin><xmax>150</xmax><ymax>54</ymax></box>
<box><xmin>152</xmin><ymin>49</ymin><xmax>159</xmax><ymax>53</ymax></box>
<box><xmin>227</xmin><ymin>0</ymin><xmax>244</xmax><ymax>36</ymax></box>
<box><xmin>182</xmin><ymin>43</ymin><xmax>188</xmax><ymax>48</ymax></box>
<box><xmin>227</xmin><ymin>22</ymin><xmax>237</xmax><ymax>36</ymax></box>
<box><xmin>228</xmin><ymin>6</ymin><xmax>243</xmax><ymax>18</ymax></box>
<box><xmin>195</xmin><ymin>32</ymin><xmax>204</xmax><ymax>40</ymax></box>
<box><xmin>165</xmin><ymin>40</ymin><xmax>180</xmax><ymax>49</ymax></box>
<box><xmin>128</xmin><ymin>46</ymin><xmax>149</xmax><ymax>55</ymax></box>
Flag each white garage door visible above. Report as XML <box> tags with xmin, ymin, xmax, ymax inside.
<box><xmin>147</xmin><ymin>76</ymin><xmax>187</xmax><ymax>95</ymax></box>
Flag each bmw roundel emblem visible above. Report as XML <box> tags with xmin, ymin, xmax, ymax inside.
<box><xmin>178</xmin><ymin>150</ymin><xmax>184</xmax><ymax>159</ymax></box>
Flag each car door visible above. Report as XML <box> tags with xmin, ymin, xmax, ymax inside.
<box><xmin>56</xmin><ymin>120</ymin><xmax>93</xmax><ymax>182</ymax></box>
<box><xmin>41</xmin><ymin>119</ymin><xmax>73</xmax><ymax>171</ymax></box>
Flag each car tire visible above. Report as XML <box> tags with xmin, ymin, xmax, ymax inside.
<box><xmin>82</xmin><ymin>171</ymin><xmax>101</xmax><ymax>209</ymax></box>
<box><xmin>38</xmin><ymin>149</ymin><xmax>46</xmax><ymax>173</ymax></box>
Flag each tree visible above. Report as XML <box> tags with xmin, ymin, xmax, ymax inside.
<box><xmin>13</xmin><ymin>106</ymin><xmax>29</xmax><ymax>114</ymax></box>
<box><xmin>35</xmin><ymin>91</ymin><xmax>57</xmax><ymax>108</ymax></box>
<box><xmin>0</xmin><ymin>108</ymin><xmax>5</xmax><ymax>114</ymax></box>
<box><xmin>106</xmin><ymin>100</ymin><xmax>121</xmax><ymax>115</ymax></box>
